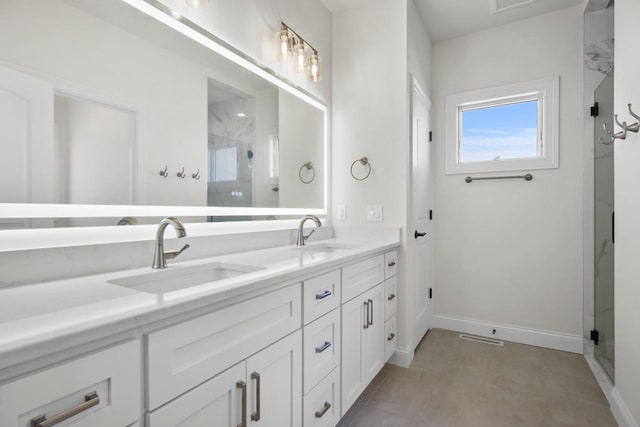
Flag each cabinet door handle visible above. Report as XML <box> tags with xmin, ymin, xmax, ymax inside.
<box><xmin>387</xmin><ymin>260</ymin><xmax>396</xmax><ymax>267</ymax></box>
<box><xmin>387</xmin><ymin>333</ymin><xmax>396</xmax><ymax>341</ymax></box>
<box><xmin>363</xmin><ymin>301</ymin><xmax>369</xmax><ymax>329</ymax></box>
<box><xmin>387</xmin><ymin>293</ymin><xmax>396</xmax><ymax>301</ymax></box>
<box><xmin>315</xmin><ymin>290</ymin><xmax>332</xmax><ymax>300</ymax></box>
<box><xmin>415</xmin><ymin>230</ymin><xmax>427</xmax><ymax>239</ymax></box>
<box><xmin>368</xmin><ymin>299</ymin><xmax>374</xmax><ymax>326</ymax></box>
<box><xmin>31</xmin><ymin>391</ymin><xmax>100</xmax><ymax>427</ymax></box>
<box><xmin>315</xmin><ymin>341</ymin><xmax>332</xmax><ymax>353</ymax></box>
<box><xmin>315</xmin><ymin>401</ymin><xmax>332</xmax><ymax>418</ymax></box>
<box><xmin>236</xmin><ymin>381</ymin><xmax>247</xmax><ymax>427</ymax></box>
<box><xmin>251</xmin><ymin>372</ymin><xmax>261</xmax><ymax>422</ymax></box>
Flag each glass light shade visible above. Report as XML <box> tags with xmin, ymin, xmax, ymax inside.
<box><xmin>278</xmin><ymin>28</ymin><xmax>290</xmax><ymax>61</ymax></box>
<box><xmin>294</xmin><ymin>39</ymin><xmax>306</xmax><ymax>72</ymax></box>
<box><xmin>308</xmin><ymin>52</ymin><xmax>322</xmax><ymax>82</ymax></box>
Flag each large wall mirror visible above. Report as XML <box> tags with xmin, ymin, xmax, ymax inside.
<box><xmin>0</xmin><ymin>0</ymin><xmax>327</xmax><ymax>229</ymax></box>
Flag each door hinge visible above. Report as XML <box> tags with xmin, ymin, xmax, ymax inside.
<box><xmin>590</xmin><ymin>102</ymin><xmax>599</xmax><ymax>117</ymax></box>
<box><xmin>429</xmin><ymin>288</ymin><xmax>433</xmax><ymax>299</ymax></box>
<box><xmin>429</xmin><ymin>131</ymin><xmax>433</xmax><ymax>142</ymax></box>
<box><xmin>590</xmin><ymin>329</ymin><xmax>599</xmax><ymax>346</ymax></box>
<box><xmin>429</xmin><ymin>209</ymin><xmax>433</xmax><ymax>221</ymax></box>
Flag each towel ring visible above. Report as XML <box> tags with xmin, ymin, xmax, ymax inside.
<box><xmin>350</xmin><ymin>156</ymin><xmax>371</xmax><ymax>181</ymax></box>
<box><xmin>299</xmin><ymin>162</ymin><xmax>315</xmax><ymax>184</ymax></box>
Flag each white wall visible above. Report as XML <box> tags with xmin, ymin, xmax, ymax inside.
<box><xmin>332</xmin><ymin>0</ymin><xmax>432</xmax><ymax>359</ymax></box>
<box><xmin>432</xmin><ymin>7</ymin><xmax>584</xmax><ymax>338</ymax></box>
<box><xmin>613</xmin><ymin>0</ymin><xmax>640</xmax><ymax>424</ymax></box>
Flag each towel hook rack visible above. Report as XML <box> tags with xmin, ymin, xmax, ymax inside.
<box><xmin>601</xmin><ymin>122</ymin><xmax>626</xmax><ymax>145</ymax></box>
<box><xmin>350</xmin><ymin>156</ymin><xmax>372</xmax><ymax>181</ymax></box>
<box><xmin>159</xmin><ymin>165</ymin><xmax>168</xmax><ymax>177</ymax></box>
<box><xmin>177</xmin><ymin>167</ymin><xmax>186</xmax><ymax>179</ymax></box>
<box><xmin>298</xmin><ymin>162</ymin><xmax>315</xmax><ymax>184</ymax></box>
<box><xmin>191</xmin><ymin>169</ymin><xmax>201</xmax><ymax>180</ymax></box>
<box><xmin>614</xmin><ymin>114</ymin><xmax>639</xmax><ymax>133</ymax></box>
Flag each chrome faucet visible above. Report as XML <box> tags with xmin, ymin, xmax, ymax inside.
<box><xmin>152</xmin><ymin>217</ymin><xmax>190</xmax><ymax>269</ymax></box>
<box><xmin>296</xmin><ymin>215</ymin><xmax>322</xmax><ymax>246</ymax></box>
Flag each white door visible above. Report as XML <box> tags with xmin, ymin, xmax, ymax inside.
<box><xmin>246</xmin><ymin>330</ymin><xmax>302</xmax><ymax>427</ymax></box>
<box><xmin>362</xmin><ymin>283</ymin><xmax>385</xmax><ymax>382</ymax></box>
<box><xmin>0</xmin><ymin>65</ymin><xmax>54</xmax><ymax>228</ymax></box>
<box><xmin>146</xmin><ymin>362</ymin><xmax>245</xmax><ymax>427</ymax></box>
<box><xmin>340</xmin><ymin>295</ymin><xmax>367</xmax><ymax>416</ymax></box>
<box><xmin>411</xmin><ymin>77</ymin><xmax>433</xmax><ymax>348</ymax></box>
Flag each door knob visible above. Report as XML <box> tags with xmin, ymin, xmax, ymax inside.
<box><xmin>414</xmin><ymin>230</ymin><xmax>426</xmax><ymax>239</ymax></box>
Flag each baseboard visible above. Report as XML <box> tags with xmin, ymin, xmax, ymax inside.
<box><xmin>610</xmin><ymin>388</ymin><xmax>639</xmax><ymax>427</ymax></box>
<box><xmin>387</xmin><ymin>346</ymin><xmax>413</xmax><ymax>368</ymax></box>
<box><xmin>432</xmin><ymin>314</ymin><xmax>583</xmax><ymax>353</ymax></box>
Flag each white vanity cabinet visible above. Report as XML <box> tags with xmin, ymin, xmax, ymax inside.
<box><xmin>0</xmin><ymin>340</ymin><xmax>140</xmax><ymax>427</ymax></box>
<box><xmin>147</xmin><ymin>331</ymin><xmax>302</xmax><ymax>427</ymax></box>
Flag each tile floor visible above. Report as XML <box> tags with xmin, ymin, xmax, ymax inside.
<box><xmin>337</xmin><ymin>329</ymin><xmax>617</xmax><ymax>427</ymax></box>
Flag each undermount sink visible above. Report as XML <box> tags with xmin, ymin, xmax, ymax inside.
<box><xmin>108</xmin><ymin>263</ymin><xmax>265</xmax><ymax>295</ymax></box>
<box><xmin>293</xmin><ymin>244</ymin><xmax>353</xmax><ymax>253</ymax></box>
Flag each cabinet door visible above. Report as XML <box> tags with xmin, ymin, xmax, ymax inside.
<box><xmin>363</xmin><ymin>283</ymin><xmax>385</xmax><ymax>383</ymax></box>
<box><xmin>146</xmin><ymin>362</ymin><xmax>245</xmax><ymax>427</ymax></box>
<box><xmin>340</xmin><ymin>295</ymin><xmax>367</xmax><ymax>416</ymax></box>
<box><xmin>246</xmin><ymin>331</ymin><xmax>302</xmax><ymax>427</ymax></box>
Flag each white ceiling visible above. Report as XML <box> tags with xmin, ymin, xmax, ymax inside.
<box><xmin>320</xmin><ymin>0</ymin><xmax>584</xmax><ymax>42</ymax></box>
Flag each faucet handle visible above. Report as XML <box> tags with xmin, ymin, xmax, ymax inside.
<box><xmin>303</xmin><ymin>229</ymin><xmax>316</xmax><ymax>242</ymax></box>
<box><xmin>164</xmin><ymin>244</ymin><xmax>190</xmax><ymax>260</ymax></box>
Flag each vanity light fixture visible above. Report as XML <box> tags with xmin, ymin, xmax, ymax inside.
<box><xmin>236</xmin><ymin>112</ymin><xmax>246</xmax><ymax>118</ymax></box>
<box><xmin>278</xmin><ymin>22</ymin><xmax>322</xmax><ymax>82</ymax></box>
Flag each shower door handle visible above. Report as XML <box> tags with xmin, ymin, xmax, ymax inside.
<box><xmin>612</xmin><ymin>211</ymin><xmax>615</xmax><ymax>244</ymax></box>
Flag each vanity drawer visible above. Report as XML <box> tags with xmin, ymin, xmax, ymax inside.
<box><xmin>0</xmin><ymin>340</ymin><xmax>140</xmax><ymax>427</ymax></box>
<box><xmin>303</xmin><ymin>367</ymin><xmax>341</xmax><ymax>427</ymax></box>
<box><xmin>384</xmin><ymin>276</ymin><xmax>397</xmax><ymax>321</ymax></box>
<box><xmin>303</xmin><ymin>270</ymin><xmax>341</xmax><ymax>325</ymax></box>
<box><xmin>384</xmin><ymin>250</ymin><xmax>398</xmax><ymax>279</ymax></box>
<box><xmin>385</xmin><ymin>316</ymin><xmax>398</xmax><ymax>362</ymax></box>
<box><xmin>341</xmin><ymin>255</ymin><xmax>384</xmax><ymax>302</ymax></box>
<box><xmin>147</xmin><ymin>284</ymin><xmax>301</xmax><ymax>410</ymax></box>
<box><xmin>303</xmin><ymin>308</ymin><xmax>341</xmax><ymax>393</ymax></box>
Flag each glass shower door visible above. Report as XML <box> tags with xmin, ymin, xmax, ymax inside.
<box><xmin>593</xmin><ymin>70</ymin><xmax>615</xmax><ymax>380</ymax></box>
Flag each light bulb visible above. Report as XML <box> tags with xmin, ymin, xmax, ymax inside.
<box><xmin>295</xmin><ymin>39</ymin><xmax>306</xmax><ymax>72</ymax></box>
<box><xmin>309</xmin><ymin>52</ymin><xmax>322</xmax><ymax>82</ymax></box>
<box><xmin>278</xmin><ymin>26</ymin><xmax>290</xmax><ymax>61</ymax></box>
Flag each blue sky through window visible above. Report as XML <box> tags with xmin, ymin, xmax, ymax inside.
<box><xmin>461</xmin><ymin>100</ymin><xmax>539</xmax><ymax>162</ymax></box>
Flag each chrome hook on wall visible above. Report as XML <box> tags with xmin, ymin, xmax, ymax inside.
<box><xmin>159</xmin><ymin>165</ymin><xmax>169</xmax><ymax>177</ymax></box>
<box><xmin>614</xmin><ymin>113</ymin><xmax>640</xmax><ymax>133</ymax></box>
<box><xmin>191</xmin><ymin>169</ymin><xmax>201</xmax><ymax>180</ymax></box>
<box><xmin>177</xmin><ymin>167</ymin><xmax>186</xmax><ymax>179</ymax></box>
<box><xmin>601</xmin><ymin>122</ymin><xmax>626</xmax><ymax>145</ymax></box>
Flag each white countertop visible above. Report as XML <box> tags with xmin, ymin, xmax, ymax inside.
<box><xmin>0</xmin><ymin>231</ymin><xmax>399</xmax><ymax>369</ymax></box>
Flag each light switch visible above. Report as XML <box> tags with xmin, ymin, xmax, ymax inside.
<box><xmin>367</xmin><ymin>205</ymin><xmax>383</xmax><ymax>222</ymax></box>
<box><xmin>337</xmin><ymin>205</ymin><xmax>347</xmax><ymax>221</ymax></box>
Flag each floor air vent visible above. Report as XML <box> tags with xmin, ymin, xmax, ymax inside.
<box><xmin>459</xmin><ymin>334</ymin><xmax>504</xmax><ymax>346</ymax></box>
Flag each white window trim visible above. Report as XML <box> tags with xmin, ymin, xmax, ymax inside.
<box><xmin>445</xmin><ymin>76</ymin><xmax>559</xmax><ymax>175</ymax></box>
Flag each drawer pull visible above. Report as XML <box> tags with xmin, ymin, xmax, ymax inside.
<box><xmin>363</xmin><ymin>301</ymin><xmax>369</xmax><ymax>329</ymax></box>
<box><xmin>315</xmin><ymin>290</ymin><xmax>333</xmax><ymax>300</ymax></box>
<box><xmin>387</xmin><ymin>293</ymin><xmax>396</xmax><ymax>301</ymax></box>
<box><xmin>315</xmin><ymin>401</ymin><xmax>332</xmax><ymax>418</ymax></box>
<box><xmin>251</xmin><ymin>372</ymin><xmax>261</xmax><ymax>422</ymax></box>
<box><xmin>31</xmin><ymin>391</ymin><xmax>100</xmax><ymax>427</ymax></box>
<box><xmin>388</xmin><ymin>333</ymin><xmax>396</xmax><ymax>341</ymax></box>
<box><xmin>315</xmin><ymin>341</ymin><xmax>332</xmax><ymax>353</ymax></box>
<box><xmin>236</xmin><ymin>381</ymin><xmax>247</xmax><ymax>427</ymax></box>
<box><xmin>387</xmin><ymin>260</ymin><xmax>396</xmax><ymax>267</ymax></box>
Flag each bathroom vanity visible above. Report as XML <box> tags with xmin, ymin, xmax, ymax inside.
<box><xmin>0</xmin><ymin>233</ymin><xmax>399</xmax><ymax>427</ymax></box>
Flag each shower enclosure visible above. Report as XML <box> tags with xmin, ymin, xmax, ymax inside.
<box><xmin>593</xmin><ymin>69</ymin><xmax>615</xmax><ymax>380</ymax></box>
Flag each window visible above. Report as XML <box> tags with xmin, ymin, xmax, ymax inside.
<box><xmin>445</xmin><ymin>76</ymin><xmax>559</xmax><ymax>174</ymax></box>
<box><xmin>209</xmin><ymin>143</ymin><xmax>237</xmax><ymax>182</ymax></box>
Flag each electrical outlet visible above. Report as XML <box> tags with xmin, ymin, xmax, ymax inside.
<box><xmin>337</xmin><ymin>205</ymin><xmax>347</xmax><ymax>221</ymax></box>
<box><xmin>367</xmin><ymin>205</ymin><xmax>383</xmax><ymax>222</ymax></box>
